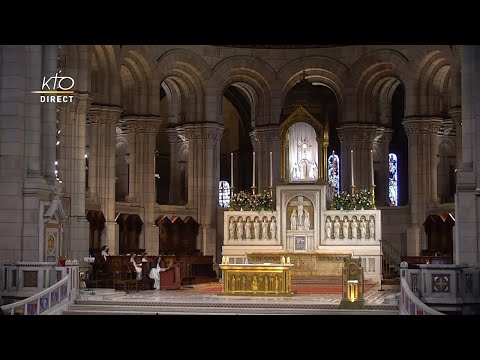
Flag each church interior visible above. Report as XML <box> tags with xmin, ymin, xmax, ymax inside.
<box><xmin>1</xmin><ymin>44</ymin><xmax>480</xmax><ymax>315</ymax></box>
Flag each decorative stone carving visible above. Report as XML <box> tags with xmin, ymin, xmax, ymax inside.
<box><xmin>325</xmin><ymin>217</ymin><xmax>332</xmax><ymax>239</ymax></box>
<box><xmin>262</xmin><ymin>218</ymin><xmax>269</xmax><ymax>240</ymax></box>
<box><xmin>254</xmin><ymin>218</ymin><xmax>260</xmax><ymax>239</ymax></box>
<box><xmin>229</xmin><ymin>217</ymin><xmax>236</xmax><ymax>240</ymax></box>
<box><xmin>351</xmin><ymin>216</ymin><xmax>358</xmax><ymax>240</ymax></box>
<box><xmin>342</xmin><ymin>216</ymin><xmax>349</xmax><ymax>239</ymax></box>
<box><xmin>359</xmin><ymin>216</ymin><xmax>367</xmax><ymax>240</ymax></box>
<box><xmin>237</xmin><ymin>217</ymin><xmax>244</xmax><ymax>240</ymax></box>
<box><xmin>245</xmin><ymin>218</ymin><xmax>252</xmax><ymax>240</ymax></box>
<box><xmin>333</xmin><ymin>217</ymin><xmax>340</xmax><ymax>239</ymax></box>
<box><xmin>368</xmin><ymin>216</ymin><xmax>375</xmax><ymax>240</ymax></box>
<box><xmin>270</xmin><ymin>218</ymin><xmax>277</xmax><ymax>240</ymax></box>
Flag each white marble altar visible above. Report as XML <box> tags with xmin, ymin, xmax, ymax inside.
<box><xmin>222</xmin><ymin>184</ymin><xmax>382</xmax><ymax>282</ymax></box>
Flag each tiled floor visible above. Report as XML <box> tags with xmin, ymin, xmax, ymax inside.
<box><xmin>76</xmin><ymin>283</ymin><xmax>399</xmax><ymax>308</ymax></box>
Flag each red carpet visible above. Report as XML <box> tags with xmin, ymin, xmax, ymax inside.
<box><xmin>192</xmin><ymin>283</ymin><xmax>376</xmax><ymax>294</ymax></box>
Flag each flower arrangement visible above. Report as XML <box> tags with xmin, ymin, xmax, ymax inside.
<box><xmin>331</xmin><ymin>190</ymin><xmax>355</xmax><ymax>210</ymax></box>
<box><xmin>230</xmin><ymin>190</ymin><xmax>273</xmax><ymax>211</ymax></box>
<box><xmin>331</xmin><ymin>189</ymin><xmax>374</xmax><ymax>210</ymax></box>
<box><xmin>355</xmin><ymin>189</ymin><xmax>374</xmax><ymax>209</ymax></box>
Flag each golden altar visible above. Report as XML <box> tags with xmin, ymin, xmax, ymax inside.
<box><xmin>219</xmin><ymin>264</ymin><xmax>294</xmax><ymax>296</ymax></box>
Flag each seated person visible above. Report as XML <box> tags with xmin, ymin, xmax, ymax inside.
<box><xmin>149</xmin><ymin>256</ymin><xmax>168</xmax><ymax>290</ymax></box>
<box><xmin>130</xmin><ymin>253</ymin><xmax>142</xmax><ymax>280</ymax></box>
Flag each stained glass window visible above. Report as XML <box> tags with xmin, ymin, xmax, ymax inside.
<box><xmin>389</xmin><ymin>153</ymin><xmax>398</xmax><ymax>206</ymax></box>
<box><xmin>219</xmin><ymin>181</ymin><xmax>231</xmax><ymax>208</ymax></box>
<box><xmin>328</xmin><ymin>151</ymin><xmax>340</xmax><ymax>194</ymax></box>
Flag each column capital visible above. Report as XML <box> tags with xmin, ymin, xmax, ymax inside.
<box><xmin>66</xmin><ymin>93</ymin><xmax>94</xmax><ymax>115</ymax></box>
<box><xmin>250</xmin><ymin>126</ymin><xmax>280</xmax><ymax>143</ymax></box>
<box><xmin>448</xmin><ymin>106</ymin><xmax>462</xmax><ymax>126</ymax></box>
<box><xmin>123</xmin><ymin>116</ymin><xmax>163</xmax><ymax>134</ymax></box>
<box><xmin>375</xmin><ymin>127</ymin><xmax>394</xmax><ymax>144</ymax></box>
<box><xmin>182</xmin><ymin>123</ymin><xmax>224</xmax><ymax>141</ymax></box>
<box><xmin>89</xmin><ymin>105</ymin><xmax>123</xmax><ymax>125</ymax></box>
<box><xmin>337</xmin><ymin>123</ymin><xmax>382</xmax><ymax>142</ymax></box>
<box><xmin>165</xmin><ymin>128</ymin><xmax>180</xmax><ymax>143</ymax></box>
<box><xmin>402</xmin><ymin>117</ymin><xmax>442</xmax><ymax>137</ymax></box>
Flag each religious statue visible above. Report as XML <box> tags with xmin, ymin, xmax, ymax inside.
<box><xmin>270</xmin><ymin>219</ymin><xmax>277</xmax><ymax>240</ymax></box>
<box><xmin>342</xmin><ymin>216</ymin><xmax>349</xmax><ymax>239</ymax></box>
<box><xmin>262</xmin><ymin>219</ymin><xmax>269</xmax><ymax>240</ymax></box>
<box><xmin>333</xmin><ymin>218</ymin><xmax>341</xmax><ymax>239</ymax></box>
<box><xmin>368</xmin><ymin>216</ymin><xmax>375</xmax><ymax>239</ymax></box>
<box><xmin>237</xmin><ymin>218</ymin><xmax>244</xmax><ymax>240</ymax></box>
<box><xmin>309</xmin><ymin>162</ymin><xmax>318</xmax><ymax>180</ymax></box>
<box><xmin>351</xmin><ymin>217</ymin><xmax>358</xmax><ymax>239</ymax></box>
<box><xmin>264</xmin><ymin>275</ymin><xmax>269</xmax><ymax>291</ymax></box>
<box><xmin>359</xmin><ymin>217</ymin><xmax>367</xmax><ymax>240</ymax></box>
<box><xmin>242</xmin><ymin>275</ymin><xmax>247</xmax><ymax>290</ymax></box>
<box><xmin>254</xmin><ymin>219</ymin><xmax>260</xmax><ymax>239</ymax></box>
<box><xmin>229</xmin><ymin>219</ymin><xmax>236</xmax><ymax>240</ymax></box>
<box><xmin>231</xmin><ymin>275</ymin><xmax>236</xmax><ymax>291</ymax></box>
<box><xmin>251</xmin><ymin>275</ymin><xmax>258</xmax><ymax>292</ymax></box>
<box><xmin>304</xmin><ymin>209</ymin><xmax>310</xmax><ymax>230</ymax></box>
<box><xmin>292</xmin><ymin>162</ymin><xmax>300</xmax><ymax>180</ymax></box>
<box><xmin>325</xmin><ymin>217</ymin><xmax>332</xmax><ymax>239</ymax></box>
<box><xmin>275</xmin><ymin>276</ymin><xmax>279</xmax><ymax>292</ymax></box>
<box><xmin>245</xmin><ymin>219</ymin><xmax>252</xmax><ymax>240</ymax></box>
<box><xmin>290</xmin><ymin>209</ymin><xmax>298</xmax><ymax>230</ymax></box>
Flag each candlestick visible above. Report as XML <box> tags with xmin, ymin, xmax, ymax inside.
<box><xmin>370</xmin><ymin>149</ymin><xmax>375</xmax><ymax>186</ymax></box>
<box><xmin>253</xmin><ymin>151</ymin><xmax>256</xmax><ymax>187</ymax></box>
<box><xmin>231</xmin><ymin>152</ymin><xmax>234</xmax><ymax>188</ymax></box>
<box><xmin>269</xmin><ymin>151</ymin><xmax>273</xmax><ymax>187</ymax></box>
<box><xmin>351</xmin><ymin>149</ymin><xmax>355</xmax><ymax>187</ymax></box>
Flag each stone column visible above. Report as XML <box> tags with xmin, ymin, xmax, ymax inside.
<box><xmin>403</xmin><ymin>117</ymin><xmax>442</xmax><ymax>255</ymax></box>
<box><xmin>166</xmin><ymin>128</ymin><xmax>179</xmax><ymax>204</ymax></box>
<box><xmin>250</xmin><ymin>126</ymin><xmax>280</xmax><ymax>192</ymax></box>
<box><xmin>184</xmin><ymin>124</ymin><xmax>224</xmax><ymax>258</ymax></box>
<box><xmin>124</xmin><ymin>117</ymin><xmax>162</xmax><ymax>254</ymax></box>
<box><xmin>455</xmin><ymin>45</ymin><xmax>480</xmax><ymax>266</ymax></box>
<box><xmin>449</xmin><ymin>107</ymin><xmax>462</xmax><ymax>170</ymax></box>
<box><xmin>88</xmin><ymin>106</ymin><xmax>122</xmax><ymax>254</ymax></box>
<box><xmin>374</xmin><ymin>128</ymin><xmax>393</xmax><ymax>206</ymax></box>
<box><xmin>59</xmin><ymin>94</ymin><xmax>92</xmax><ymax>261</ymax></box>
<box><xmin>337</xmin><ymin>124</ymin><xmax>379</xmax><ymax>192</ymax></box>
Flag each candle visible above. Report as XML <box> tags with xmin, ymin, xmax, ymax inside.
<box><xmin>253</xmin><ymin>151</ymin><xmax>256</xmax><ymax>187</ymax></box>
<box><xmin>370</xmin><ymin>149</ymin><xmax>375</xmax><ymax>186</ymax></box>
<box><xmin>231</xmin><ymin>152</ymin><xmax>234</xmax><ymax>188</ymax></box>
<box><xmin>351</xmin><ymin>149</ymin><xmax>354</xmax><ymax>187</ymax></box>
<box><xmin>269</xmin><ymin>151</ymin><xmax>273</xmax><ymax>187</ymax></box>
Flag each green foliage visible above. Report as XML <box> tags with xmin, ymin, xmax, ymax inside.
<box><xmin>331</xmin><ymin>189</ymin><xmax>374</xmax><ymax>210</ymax></box>
<box><xmin>230</xmin><ymin>190</ymin><xmax>273</xmax><ymax>211</ymax></box>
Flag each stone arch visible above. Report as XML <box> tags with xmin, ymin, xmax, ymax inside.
<box><xmin>277</xmin><ymin>56</ymin><xmax>349</xmax><ymax>123</ymax></box>
<box><xmin>156</xmin><ymin>49</ymin><xmax>210</xmax><ymax>122</ymax></box>
<box><xmin>91</xmin><ymin>45</ymin><xmax>121</xmax><ymax>106</ymax></box>
<box><xmin>348</xmin><ymin>50</ymin><xmax>409</xmax><ymax>124</ymax></box>
<box><xmin>120</xmin><ymin>48</ymin><xmax>159</xmax><ymax>116</ymax></box>
<box><xmin>407</xmin><ymin>46</ymin><xmax>459</xmax><ymax>117</ymax></box>
<box><xmin>210</xmin><ymin>56</ymin><xmax>275</xmax><ymax>126</ymax></box>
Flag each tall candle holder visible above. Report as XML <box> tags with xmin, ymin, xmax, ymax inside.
<box><xmin>268</xmin><ymin>186</ymin><xmax>273</xmax><ymax>199</ymax></box>
<box><xmin>370</xmin><ymin>185</ymin><xmax>376</xmax><ymax>210</ymax></box>
<box><xmin>351</xmin><ymin>185</ymin><xmax>356</xmax><ymax>195</ymax></box>
<box><xmin>251</xmin><ymin>185</ymin><xmax>257</xmax><ymax>195</ymax></box>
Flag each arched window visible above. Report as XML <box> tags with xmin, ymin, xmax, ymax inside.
<box><xmin>328</xmin><ymin>151</ymin><xmax>340</xmax><ymax>194</ymax></box>
<box><xmin>389</xmin><ymin>153</ymin><xmax>398</xmax><ymax>206</ymax></box>
<box><xmin>219</xmin><ymin>181</ymin><xmax>231</xmax><ymax>208</ymax></box>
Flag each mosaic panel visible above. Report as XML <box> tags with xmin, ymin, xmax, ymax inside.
<box><xmin>432</xmin><ymin>274</ymin><xmax>450</xmax><ymax>293</ymax></box>
<box><xmin>39</xmin><ymin>296</ymin><xmax>49</xmax><ymax>313</ymax></box>
<box><xmin>23</xmin><ymin>271</ymin><xmax>38</xmax><ymax>287</ymax></box>
<box><xmin>27</xmin><ymin>302</ymin><xmax>37</xmax><ymax>315</ymax></box>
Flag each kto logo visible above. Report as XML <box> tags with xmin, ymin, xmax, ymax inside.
<box><xmin>32</xmin><ymin>70</ymin><xmax>75</xmax><ymax>103</ymax></box>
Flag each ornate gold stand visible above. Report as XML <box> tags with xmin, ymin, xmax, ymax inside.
<box><xmin>351</xmin><ymin>185</ymin><xmax>356</xmax><ymax>195</ymax></box>
<box><xmin>251</xmin><ymin>185</ymin><xmax>257</xmax><ymax>195</ymax></box>
<box><xmin>219</xmin><ymin>264</ymin><xmax>293</xmax><ymax>296</ymax></box>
